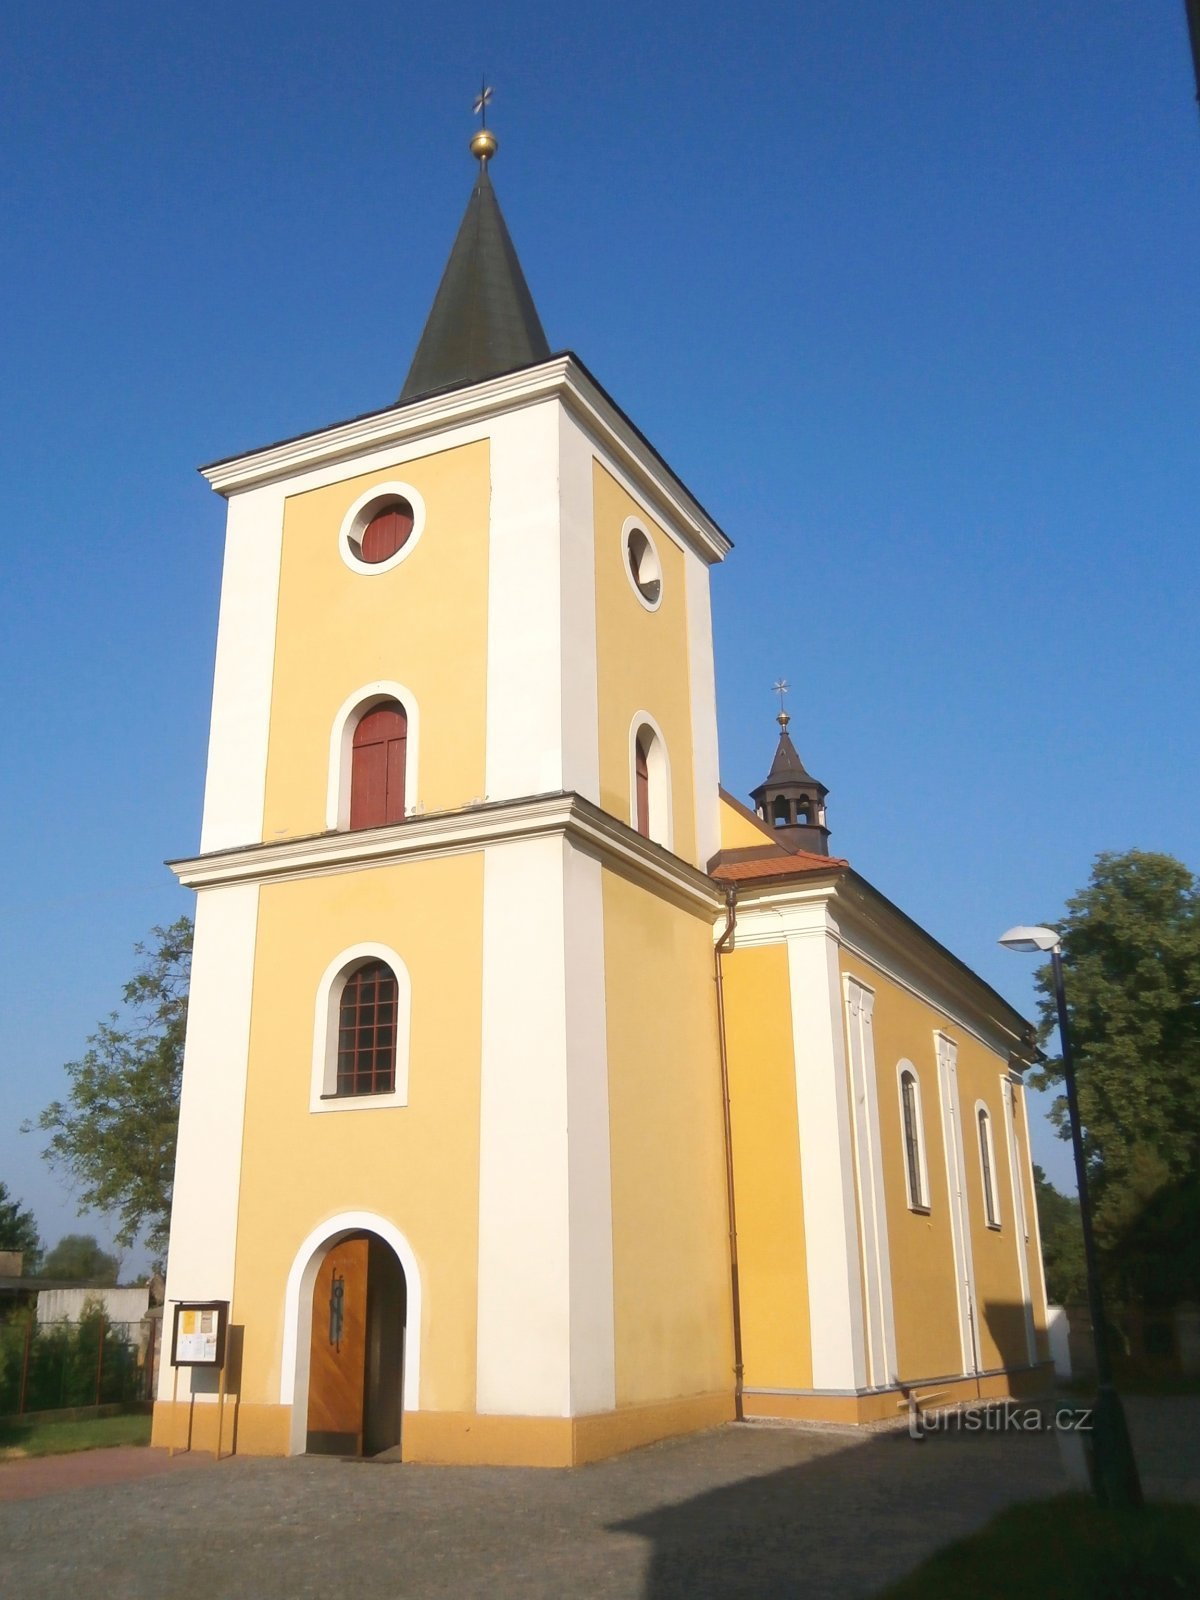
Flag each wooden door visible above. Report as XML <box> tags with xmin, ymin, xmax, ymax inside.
<box><xmin>306</xmin><ymin>1236</ymin><xmax>369</xmax><ymax>1455</ymax></box>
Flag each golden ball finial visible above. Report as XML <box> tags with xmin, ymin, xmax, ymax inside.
<box><xmin>470</xmin><ymin>128</ymin><xmax>498</xmax><ymax>163</ymax></box>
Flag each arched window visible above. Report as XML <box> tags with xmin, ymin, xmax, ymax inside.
<box><xmin>336</xmin><ymin>961</ymin><xmax>398</xmax><ymax>1097</ymax></box>
<box><xmin>635</xmin><ymin>736</ymin><xmax>650</xmax><ymax>837</ymax></box>
<box><xmin>898</xmin><ymin>1063</ymin><xmax>929</xmax><ymax>1211</ymax></box>
<box><xmin>350</xmin><ymin>701</ymin><xmax>407</xmax><ymax>830</ymax></box>
<box><xmin>630</xmin><ymin>717</ymin><xmax>672</xmax><ymax>848</ymax></box>
<box><xmin>977</xmin><ymin>1104</ymin><xmax>1000</xmax><ymax>1227</ymax></box>
<box><xmin>772</xmin><ymin>796</ymin><xmax>790</xmax><ymax>828</ymax></box>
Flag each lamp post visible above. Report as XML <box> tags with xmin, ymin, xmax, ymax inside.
<box><xmin>998</xmin><ymin>925</ymin><xmax>1142</xmax><ymax>1509</ymax></box>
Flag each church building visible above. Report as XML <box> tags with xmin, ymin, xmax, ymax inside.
<box><xmin>153</xmin><ymin>124</ymin><xmax>1052</xmax><ymax>1464</ymax></box>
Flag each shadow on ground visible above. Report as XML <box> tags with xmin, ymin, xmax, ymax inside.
<box><xmin>612</xmin><ymin>1423</ymin><xmax>1059</xmax><ymax>1599</ymax></box>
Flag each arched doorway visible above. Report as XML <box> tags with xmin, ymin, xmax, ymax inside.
<box><xmin>305</xmin><ymin>1232</ymin><xmax>407</xmax><ymax>1457</ymax></box>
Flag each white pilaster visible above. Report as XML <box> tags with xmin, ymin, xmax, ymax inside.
<box><xmin>787</xmin><ymin>912</ymin><xmax>867</xmax><ymax>1391</ymax></box>
<box><xmin>1001</xmin><ymin>1075</ymin><xmax>1038</xmax><ymax>1364</ymax></box>
<box><xmin>159</xmin><ymin>882</ymin><xmax>259</xmax><ymax>1399</ymax></box>
<box><xmin>484</xmin><ymin>402</ymin><xmax>565</xmax><ymax>803</ymax></box>
<box><xmin>562</xmin><ymin>844</ymin><xmax>615</xmax><ymax>1412</ymax></box>
<box><xmin>199</xmin><ymin>485</ymin><xmax>284</xmax><ymax>852</ymax></box>
<box><xmin>685</xmin><ymin>549</ymin><xmax>720</xmax><ymax>867</ymax></box>
<box><xmin>476</xmin><ymin>835</ymin><xmax>572</xmax><ymax>1413</ymax></box>
<box><xmin>936</xmin><ymin>1032</ymin><xmax>979</xmax><ymax>1374</ymax></box>
<box><xmin>558</xmin><ymin>408</ymin><xmax>601</xmax><ymax>805</ymax></box>
<box><xmin>843</xmin><ymin>979</ymin><xmax>898</xmax><ymax>1387</ymax></box>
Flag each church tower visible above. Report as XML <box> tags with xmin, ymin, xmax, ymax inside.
<box><xmin>154</xmin><ymin>124</ymin><xmax>734</xmax><ymax>1465</ymax></box>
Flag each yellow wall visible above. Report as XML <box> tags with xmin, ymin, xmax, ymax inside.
<box><xmin>722</xmin><ymin>943</ymin><xmax>812</xmax><ymax>1391</ymax></box>
<box><xmin>718</xmin><ymin>793</ymin><xmax>773</xmax><ymax>851</ymax></box>
<box><xmin>593</xmin><ymin>462</ymin><xmax>698</xmax><ymax>865</ymax></box>
<box><xmin>229</xmin><ymin>854</ymin><xmax>484</xmax><ymax>1415</ymax></box>
<box><xmin>602</xmin><ymin>867</ymin><xmax>733</xmax><ymax>1404</ymax></box>
<box><xmin>840</xmin><ymin>957</ymin><xmax>964</xmax><ymax>1382</ymax></box>
<box><xmin>262</xmin><ymin>441</ymin><xmax>491</xmax><ymax>840</ymax></box>
<box><xmin>840</xmin><ymin>951</ymin><xmax>1040</xmax><ymax>1381</ymax></box>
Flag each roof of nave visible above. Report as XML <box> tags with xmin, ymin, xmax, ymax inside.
<box><xmin>709</xmin><ymin>849</ymin><xmax>849</xmax><ymax>883</ymax></box>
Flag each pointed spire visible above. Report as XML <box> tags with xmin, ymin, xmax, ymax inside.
<box><xmin>400</xmin><ymin>122</ymin><xmax>550</xmax><ymax>403</ymax></box>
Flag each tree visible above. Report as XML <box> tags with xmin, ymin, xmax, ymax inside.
<box><xmin>1029</xmin><ymin>850</ymin><xmax>1200</xmax><ymax>1232</ymax></box>
<box><xmin>0</xmin><ymin>1183</ymin><xmax>41</xmax><ymax>1273</ymax></box>
<box><xmin>26</xmin><ymin>918</ymin><xmax>192</xmax><ymax>1263</ymax></box>
<box><xmin>40</xmin><ymin>1233</ymin><xmax>120</xmax><ymax>1284</ymax></box>
<box><xmin>1031</xmin><ymin>1164</ymin><xmax>1086</xmax><ymax>1305</ymax></box>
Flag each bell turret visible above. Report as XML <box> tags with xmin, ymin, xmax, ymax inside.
<box><xmin>749</xmin><ymin>708</ymin><xmax>832</xmax><ymax>856</ymax></box>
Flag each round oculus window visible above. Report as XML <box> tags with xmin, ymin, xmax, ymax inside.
<box><xmin>338</xmin><ymin>482</ymin><xmax>427</xmax><ymax>575</ymax></box>
<box><xmin>625</xmin><ymin>524</ymin><xmax>662</xmax><ymax>609</ymax></box>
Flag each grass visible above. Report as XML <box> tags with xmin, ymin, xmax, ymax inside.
<box><xmin>880</xmin><ymin>1495</ymin><xmax>1200</xmax><ymax>1599</ymax></box>
<box><xmin>0</xmin><ymin>1411</ymin><xmax>152</xmax><ymax>1460</ymax></box>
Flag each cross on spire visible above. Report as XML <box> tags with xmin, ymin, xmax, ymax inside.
<box><xmin>473</xmin><ymin>79</ymin><xmax>493</xmax><ymax>128</ymax></box>
<box><xmin>772</xmin><ymin>677</ymin><xmax>790</xmax><ymax>729</ymax></box>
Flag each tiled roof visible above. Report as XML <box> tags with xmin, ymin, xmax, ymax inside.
<box><xmin>710</xmin><ymin>849</ymin><xmax>848</xmax><ymax>883</ymax></box>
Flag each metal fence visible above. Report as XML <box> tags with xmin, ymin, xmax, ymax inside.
<box><xmin>0</xmin><ymin>1313</ymin><xmax>155</xmax><ymax>1417</ymax></box>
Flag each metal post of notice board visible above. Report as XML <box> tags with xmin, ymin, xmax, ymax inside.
<box><xmin>167</xmin><ymin>1300</ymin><xmax>230</xmax><ymax>1460</ymax></box>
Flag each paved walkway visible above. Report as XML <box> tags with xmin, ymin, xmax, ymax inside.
<box><xmin>0</xmin><ymin>1444</ymin><xmax>212</xmax><ymax>1504</ymax></box>
<box><xmin>0</xmin><ymin>1400</ymin><xmax>1193</xmax><ymax>1599</ymax></box>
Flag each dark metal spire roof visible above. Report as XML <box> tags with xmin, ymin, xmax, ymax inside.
<box><xmin>400</xmin><ymin>142</ymin><xmax>550</xmax><ymax>403</ymax></box>
<box><xmin>765</xmin><ymin>721</ymin><xmax>819</xmax><ymax>785</ymax></box>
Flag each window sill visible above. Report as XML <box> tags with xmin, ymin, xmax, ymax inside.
<box><xmin>310</xmin><ymin>1087</ymin><xmax>408</xmax><ymax>1114</ymax></box>
<box><xmin>907</xmin><ymin>1204</ymin><xmax>931</xmax><ymax>1217</ymax></box>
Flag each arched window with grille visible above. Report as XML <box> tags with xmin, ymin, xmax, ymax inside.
<box><xmin>310</xmin><ymin>945</ymin><xmax>411</xmax><ymax>1112</ymax></box>
<box><xmin>336</xmin><ymin>961</ymin><xmax>399</xmax><ymax>1097</ymax></box>
<box><xmin>350</xmin><ymin>701</ymin><xmax>407</xmax><ymax>830</ymax></box>
<box><xmin>897</xmin><ymin>1062</ymin><xmax>930</xmax><ymax>1211</ymax></box>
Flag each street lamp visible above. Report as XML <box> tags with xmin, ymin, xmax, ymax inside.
<box><xmin>998</xmin><ymin>925</ymin><xmax>1143</xmax><ymax>1509</ymax></box>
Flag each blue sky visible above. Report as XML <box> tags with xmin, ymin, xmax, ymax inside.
<box><xmin>2</xmin><ymin>3</ymin><xmax>1197</xmax><ymax>1268</ymax></box>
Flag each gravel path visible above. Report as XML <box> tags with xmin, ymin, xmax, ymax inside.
<box><xmin>0</xmin><ymin>1418</ymin><xmax>1069</xmax><ymax>1600</ymax></box>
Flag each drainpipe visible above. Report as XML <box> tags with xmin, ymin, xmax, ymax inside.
<box><xmin>714</xmin><ymin>882</ymin><xmax>745</xmax><ymax>1420</ymax></box>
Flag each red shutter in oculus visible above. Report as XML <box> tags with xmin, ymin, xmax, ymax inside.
<box><xmin>359</xmin><ymin>501</ymin><xmax>414</xmax><ymax>564</ymax></box>
<box><xmin>350</xmin><ymin>702</ymin><xmax>407</xmax><ymax>829</ymax></box>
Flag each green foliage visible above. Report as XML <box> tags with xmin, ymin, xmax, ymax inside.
<box><xmin>1032</xmin><ymin>1165</ymin><xmax>1087</xmax><ymax>1305</ymax></box>
<box><xmin>0</xmin><ymin>1411</ymin><xmax>151</xmax><ymax>1458</ymax></box>
<box><xmin>0</xmin><ymin>1300</ymin><xmax>142</xmax><ymax>1414</ymax></box>
<box><xmin>1029</xmin><ymin>851</ymin><xmax>1200</xmax><ymax>1230</ymax></box>
<box><xmin>25</xmin><ymin>918</ymin><xmax>192</xmax><ymax>1261</ymax></box>
<box><xmin>0</xmin><ymin>1183</ymin><xmax>41</xmax><ymax>1274</ymax></box>
<box><xmin>880</xmin><ymin>1494</ymin><xmax>1200</xmax><ymax>1599</ymax></box>
<box><xmin>40</xmin><ymin>1233</ymin><xmax>120</xmax><ymax>1284</ymax></box>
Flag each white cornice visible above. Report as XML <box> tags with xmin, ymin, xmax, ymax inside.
<box><xmin>199</xmin><ymin>357</ymin><xmax>731</xmax><ymax>567</ymax></box>
<box><xmin>728</xmin><ymin>872</ymin><xmax>1035</xmax><ymax>1065</ymax></box>
<box><xmin>169</xmin><ymin>791</ymin><xmax>721</xmax><ymax>916</ymax></box>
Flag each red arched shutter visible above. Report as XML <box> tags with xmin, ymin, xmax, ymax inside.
<box><xmin>635</xmin><ymin>737</ymin><xmax>650</xmax><ymax>837</ymax></box>
<box><xmin>359</xmin><ymin>502</ymin><xmax>414</xmax><ymax>563</ymax></box>
<box><xmin>350</xmin><ymin>702</ymin><xmax>408</xmax><ymax>829</ymax></box>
